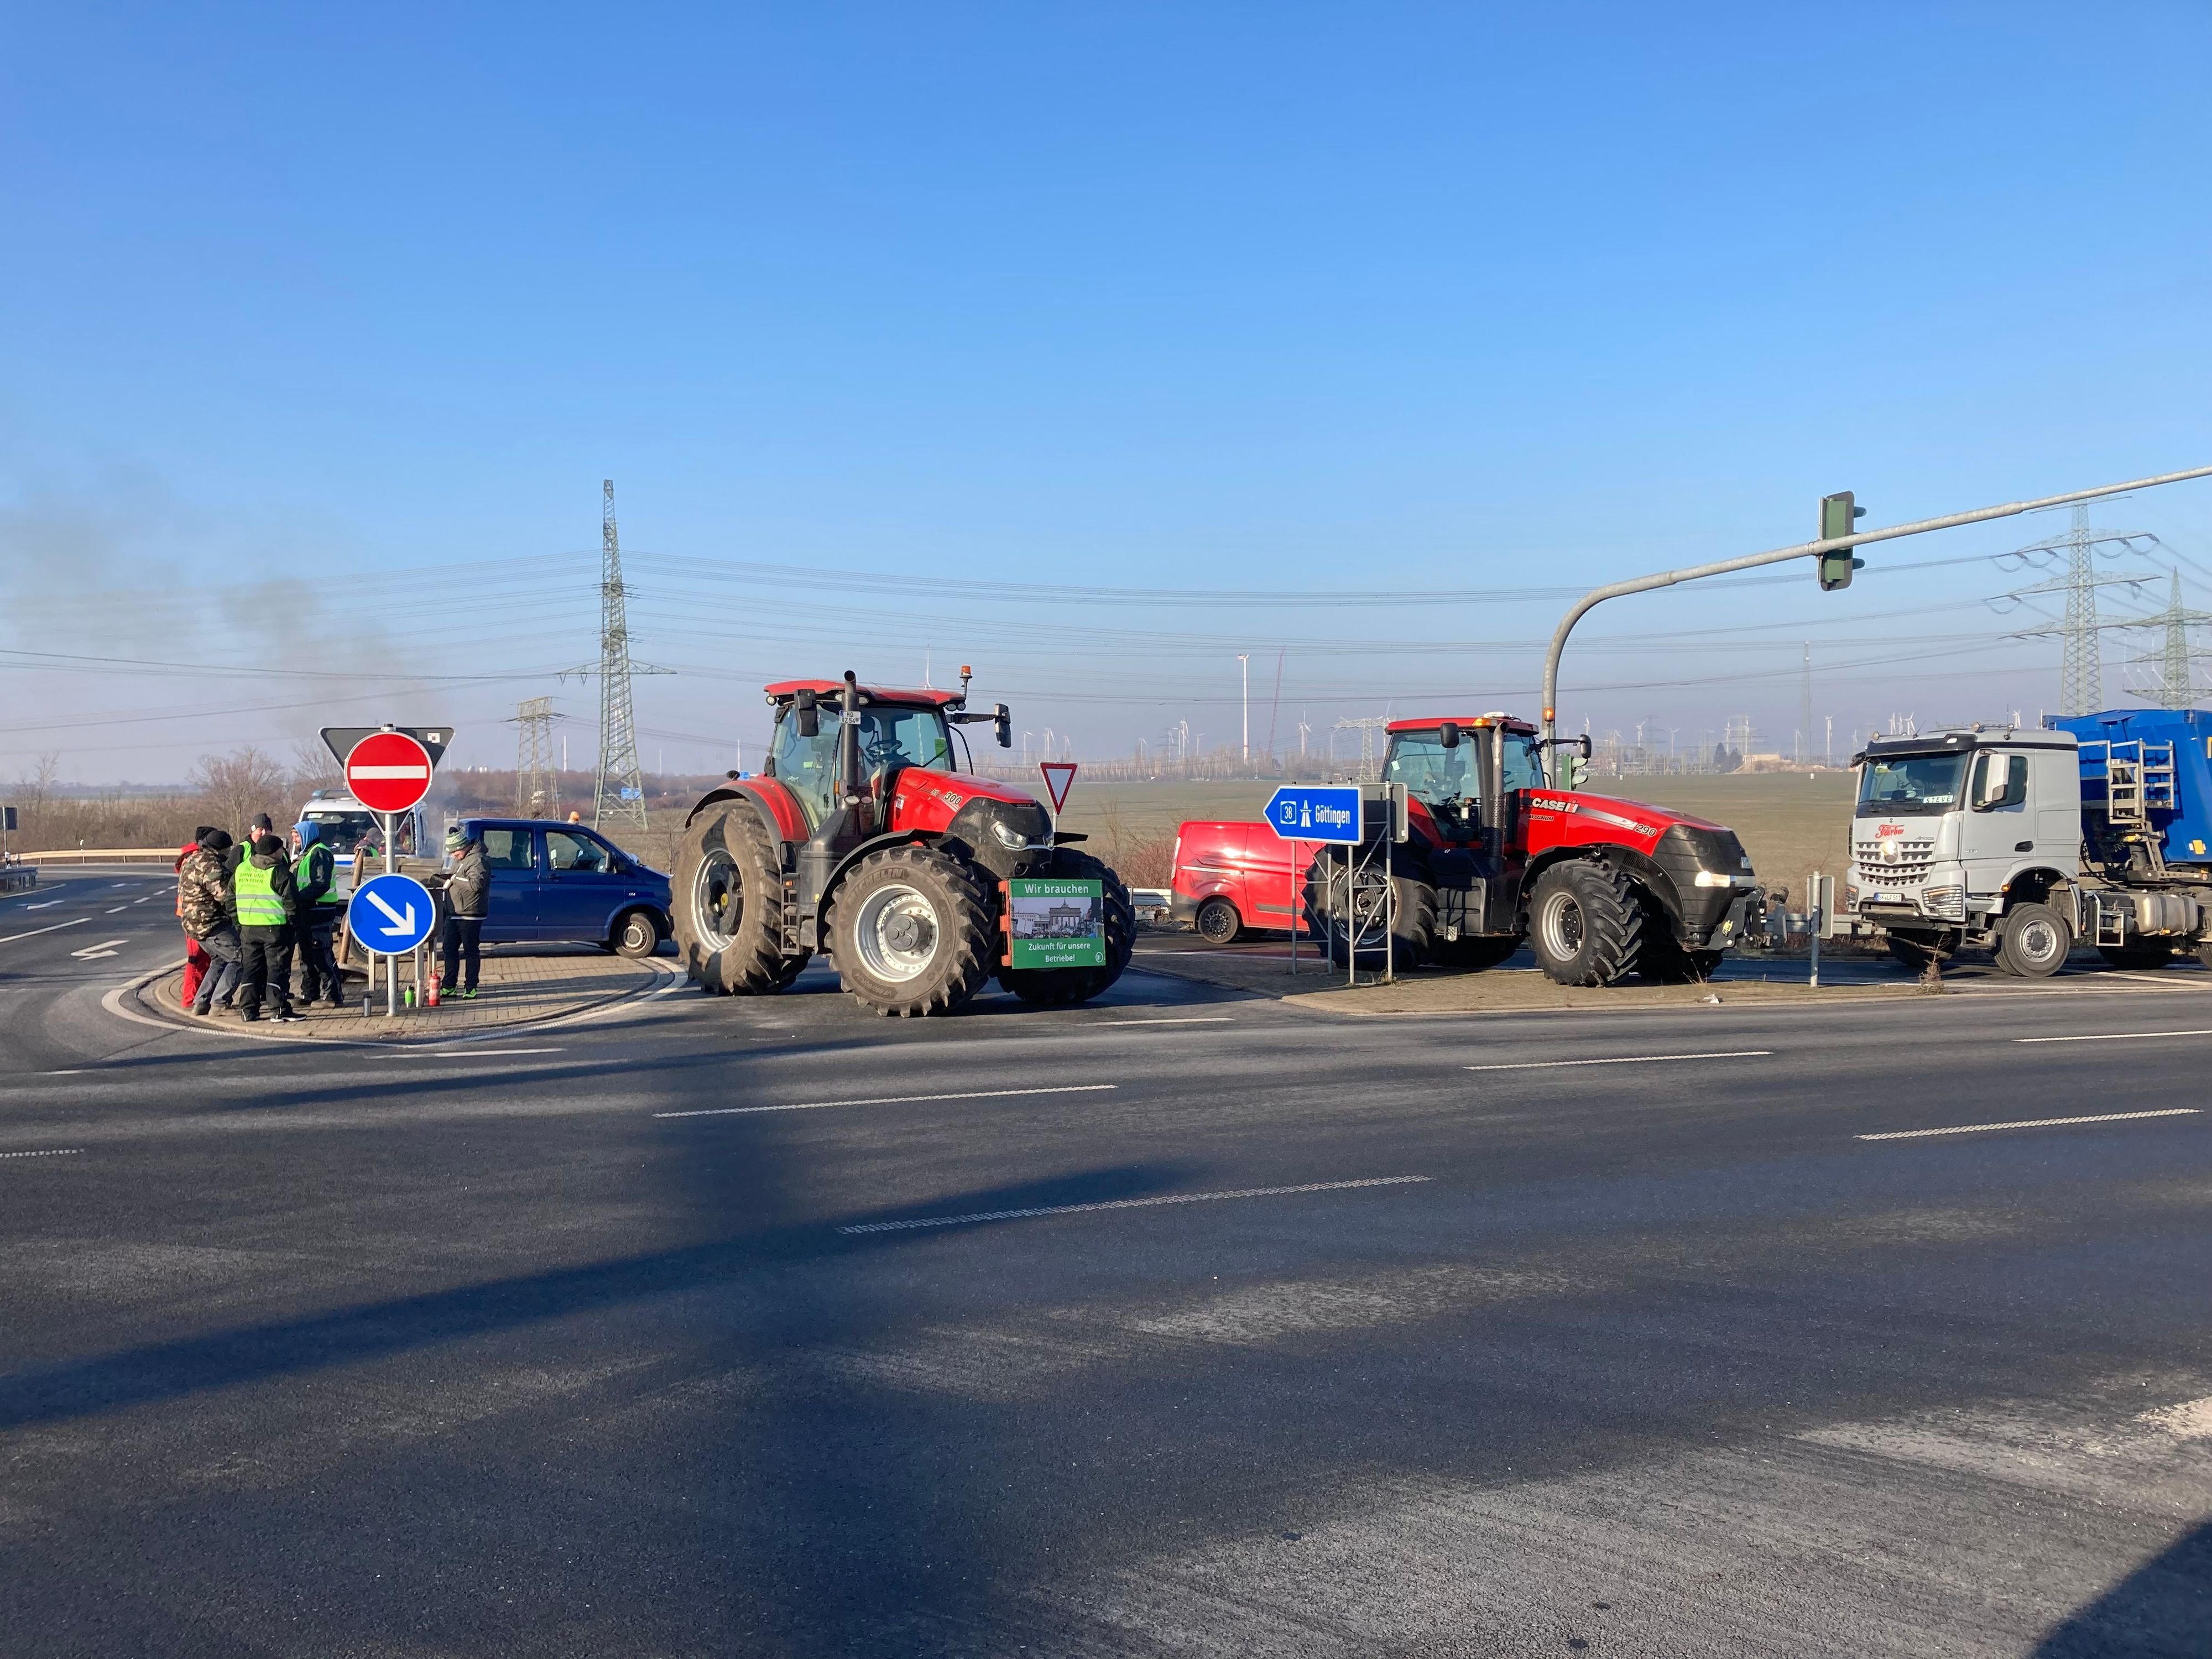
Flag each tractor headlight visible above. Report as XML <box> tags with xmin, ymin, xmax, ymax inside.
<box><xmin>1693</xmin><ymin>870</ymin><xmax>1736</xmax><ymax>888</ymax></box>
<box><xmin>992</xmin><ymin>819</ymin><xmax>1030</xmax><ymax>851</ymax></box>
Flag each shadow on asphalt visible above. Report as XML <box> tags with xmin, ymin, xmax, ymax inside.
<box><xmin>2030</xmin><ymin>1518</ymin><xmax>2212</xmax><ymax>1655</ymax></box>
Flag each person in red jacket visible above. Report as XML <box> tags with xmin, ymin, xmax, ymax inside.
<box><xmin>175</xmin><ymin>827</ymin><xmax>216</xmax><ymax>1008</ymax></box>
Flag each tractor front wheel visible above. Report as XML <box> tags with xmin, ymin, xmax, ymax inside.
<box><xmin>1302</xmin><ymin>847</ymin><xmax>1437</xmax><ymax>969</ymax></box>
<box><xmin>1526</xmin><ymin>860</ymin><xmax>1644</xmax><ymax>987</ymax></box>
<box><xmin>998</xmin><ymin>849</ymin><xmax>1138</xmax><ymax>1007</ymax></box>
<box><xmin>675</xmin><ymin>802</ymin><xmax>801</xmax><ymax>994</ymax></box>
<box><xmin>827</xmin><ymin>844</ymin><xmax>995</xmax><ymax>1016</ymax></box>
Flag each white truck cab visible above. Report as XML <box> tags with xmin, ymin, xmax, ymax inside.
<box><xmin>1848</xmin><ymin>727</ymin><xmax>2084</xmax><ymax>975</ymax></box>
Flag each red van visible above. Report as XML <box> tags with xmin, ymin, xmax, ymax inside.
<box><xmin>1168</xmin><ymin>820</ymin><xmax>1312</xmax><ymax>943</ymax></box>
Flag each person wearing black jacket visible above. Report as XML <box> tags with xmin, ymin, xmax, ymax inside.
<box><xmin>233</xmin><ymin>833</ymin><xmax>303</xmax><ymax>1022</ymax></box>
<box><xmin>441</xmin><ymin>826</ymin><xmax>489</xmax><ymax>998</ymax></box>
<box><xmin>290</xmin><ymin>820</ymin><xmax>344</xmax><ymax>1008</ymax></box>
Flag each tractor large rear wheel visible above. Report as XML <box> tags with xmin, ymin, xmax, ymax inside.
<box><xmin>1301</xmin><ymin>846</ymin><xmax>1436</xmax><ymax>969</ymax></box>
<box><xmin>827</xmin><ymin>844</ymin><xmax>995</xmax><ymax>1017</ymax></box>
<box><xmin>675</xmin><ymin>802</ymin><xmax>801</xmax><ymax>994</ymax></box>
<box><xmin>1526</xmin><ymin>860</ymin><xmax>1644</xmax><ymax>987</ymax></box>
<box><xmin>997</xmin><ymin>849</ymin><xmax>1138</xmax><ymax>1007</ymax></box>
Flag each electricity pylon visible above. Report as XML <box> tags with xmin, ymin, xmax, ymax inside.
<box><xmin>564</xmin><ymin>479</ymin><xmax>670</xmax><ymax>831</ymax></box>
<box><xmin>512</xmin><ymin>697</ymin><xmax>557</xmax><ymax>816</ymax></box>
<box><xmin>1992</xmin><ymin>507</ymin><xmax>2162</xmax><ymax>716</ymax></box>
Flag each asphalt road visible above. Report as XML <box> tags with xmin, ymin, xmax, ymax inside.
<box><xmin>2</xmin><ymin>880</ymin><xmax>2208</xmax><ymax>1656</ymax></box>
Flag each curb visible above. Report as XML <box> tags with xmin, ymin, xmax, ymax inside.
<box><xmin>103</xmin><ymin>956</ymin><xmax>684</xmax><ymax>1050</ymax></box>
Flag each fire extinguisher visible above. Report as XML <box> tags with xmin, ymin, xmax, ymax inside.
<box><xmin>426</xmin><ymin>965</ymin><xmax>441</xmax><ymax>1008</ymax></box>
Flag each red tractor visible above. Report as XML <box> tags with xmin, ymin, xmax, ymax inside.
<box><xmin>1303</xmin><ymin>714</ymin><xmax>1762</xmax><ymax>984</ymax></box>
<box><xmin>673</xmin><ymin>670</ymin><xmax>1135</xmax><ymax>1016</ymax></box>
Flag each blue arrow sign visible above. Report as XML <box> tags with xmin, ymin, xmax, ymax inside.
<box><xmin>347</xmin><ymin>873</ymin><xmax>437</xmax><ymax>954</ymax></box>
<box><xmin>1262</xmin><ymin>785</ymin><xmax>1363</xmax><ymax>844</ymax></box>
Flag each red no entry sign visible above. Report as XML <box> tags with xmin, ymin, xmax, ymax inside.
<box><xmin>345</xmin><ymin>731</ymin><xmax>436</xmax><ymax>814</ymax></box>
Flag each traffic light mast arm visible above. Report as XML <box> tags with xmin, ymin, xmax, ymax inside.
<box><xmin>1536</xmin><ymin>463</ymin><xmax>2212</xmax><ymax>784</ymax></box>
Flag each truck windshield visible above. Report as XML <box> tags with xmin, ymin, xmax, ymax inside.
<box><xmin>1857</xmin><ymin>753</ymin><xmax>1966</xmax><ymax>816</ymax></box>
<box><xmin>1383</xmin><ymin>733</ymin><xmax>1478</xmax><ymax>807</ymax></box>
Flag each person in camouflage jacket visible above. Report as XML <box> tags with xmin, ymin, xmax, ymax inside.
<box><xmin>177</xmin><ymin>830</ymin><xmax>243</xmax><ymax>1015</ymax></box>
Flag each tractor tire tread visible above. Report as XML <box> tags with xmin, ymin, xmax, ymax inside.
<box><xmin>828</xmin><ymin>843</ymin><xmax>996</xmax><ymax>1018</ymax></box>
<box><xmin>675</xmin><ymin>802</ymin><xmax>798</xmax><ymax>995</ymax></box>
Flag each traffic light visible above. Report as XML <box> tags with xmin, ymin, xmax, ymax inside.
<box><xmin>1819</xmin><ymin>491</ymin><xmax>1867</xmax><ymax>590</ymax></box>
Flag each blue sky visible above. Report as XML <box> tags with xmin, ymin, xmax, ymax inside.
<box><xmin>4</xmin><ymin>3</ymin><xmax>2210</xmax><ymax>778</ymax></box>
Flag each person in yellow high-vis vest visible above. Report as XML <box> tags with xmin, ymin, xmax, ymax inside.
<box><xmin>232</xmin><ymin>834</ymin><xmax>302</xmax><ymax>1022</ymax></box>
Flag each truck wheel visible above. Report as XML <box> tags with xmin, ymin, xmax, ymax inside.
<box><xmin>675</xmin><ymin>804</ymin><xmax>796</xmax><ymax>994</ymax></box>
<box><xmin>2097</xmin><ymin>945</ymin><xmax>2172</xmax><ymax>971</ymax></box>
<box><xmin>1302</xmin><ymin>848</ymin><xmax>1436</xmax><ymax>969</ymax></box>
<box><xmin>828</xmin><ymin>844</ymin><xmax>994</xmax><ymax>1016</ymax></box>
<box><xmin>611</xmin><ymin>907</ymin><xmax>662</xmax><ymax>958</ymax></box>
<box><xmin>1194</xmin><ymin>896</ymin><xmax>1241</xmax><ymax>945</ymax></box>
<box><xmin>1526</xmin><ymin>861</ymin><xmax>1644</xmax><ymax>987</ymax></box>
<box><xmin>997</xmin><ymin>849</ymin><xmax>1138</xmax><ymax>1008</ymax></box>
<box><xmin>1996</xmin><ymin>904</ymin><xmax>2072</xmax><ymax>977</ymax></box>
<box><xmin>1428</xmin><ymin>935</ymin><xmax>1520</xmax><ymax>971</ymax></box>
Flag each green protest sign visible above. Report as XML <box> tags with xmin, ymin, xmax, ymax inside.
<box><xmin>1007</xmin><ymin>877</ymin><xmax>1106</xmax><ymax>969</ymax></box>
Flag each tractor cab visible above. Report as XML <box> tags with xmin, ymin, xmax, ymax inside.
<box><xmin>1379</xmin><ymin>715</ymin><xmax>1545</xmax><ymax>846</ymax></box>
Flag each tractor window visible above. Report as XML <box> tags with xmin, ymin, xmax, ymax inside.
<box><xmin>1383</xmin><ymin>733</ymin><xmax>1479</xmax><ymax>809</ymax></box>
<box><xmin>769</xmin><ymin>709</ymin><xmax>843</xmax><ymax>828</ymax></box>
<box><xmin>1500</xmin><ymin>733</ymin><xmax>1544</xmax><ymax>792</ymax></box>
<box><xmin>859</xmin><ymin>706</ymin><xmax>953</xmax><ymax>774</ymax></box>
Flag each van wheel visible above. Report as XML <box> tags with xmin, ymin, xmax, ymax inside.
<box><xmin>612</xmin><ymin>909</ymin><xmax>662</xmax><ymax>958</ymax></box>
<box><xmin>1194</xmin><ymin>897</ymin><xmax>1241</xmax><ymax>945</ymax></box>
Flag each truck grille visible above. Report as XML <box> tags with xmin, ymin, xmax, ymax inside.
<box><xmin>1854</xmin><ymin>837</ymin><xmax>1936</xmax><ymax>886</ymax></box>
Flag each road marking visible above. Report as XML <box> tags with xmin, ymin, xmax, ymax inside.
<box><xmin>132</xmin><ymin>896</ymin><xmax>152</xmax><ymax>904</ymax></box>
<box><xmin>105</xmin><ymin>906</ymin><xmax>128</xmax><ymax>914</ymax></box>
<box><xmin>24</xmin><ymin>899</ymin><xmax>65</xmax><ymax>910</ymax></box>
<box><xmin>0</xmin><ymin>918</ymin><xmax>88</xmax><ymax>945</ymax></box>
<box><xmin>0</xmin><ymin>1148</ymin><xmax>84</xmax><ymax>1160</ymax></box>
<box><xmin>656</xmin><ymin>1083</ymin><xmax>1119</xmax><ymax>1119</ymax></box>
<box><xmin>1099</xmin><ymin>1016</ymin><xmax>1236</xmax><ymax>1026</ymax></box>
<box><xmin>839</xmin><ymin>1173</ymin><xmax>1432</xmax><ymax>1235</ymax></box>
<box><xmin>1465</xmin><ymin>1050</ymin><xmax>1772</xmax><ymax>1073</ymax></box>
<box><xmin>2016</xmin><ymin>1027</ymin><xmax>2212</xmax><ymax>1044</ymax></box>
<box><xmin>1856</xmin><ymin>1108</ymin><xmax>2200</xmax><ymax>1142</ymax></box>
<box><xmin>383</xmin><ymin>1047</ymin><xmax>568</xmax><ymax>1058</ymax></box>
<box><xmin>70</xmin><ymin>938</ymin><xmax>130</xmax><ymax>959</ymax></box>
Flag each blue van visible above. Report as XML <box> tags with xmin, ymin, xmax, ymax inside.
<box><xmin>447</xmin><ymin>818</ymin><xmax>672</xmax><ymax>957</ymax></box>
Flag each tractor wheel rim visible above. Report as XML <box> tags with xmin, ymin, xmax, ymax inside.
<box><xmin>1540</xmin><ymin>890</ymin><xmax>1585</xmax><ymax>959</ymax></box>
<box><xmin>691</xmin><ymin>849</ymin><xmax>740</xmax><ymax>952</ymax></box>
<box><xmin>854</xmin><ymin>883</ymin><xmax>940</xmax><ymax>982</ymax></box>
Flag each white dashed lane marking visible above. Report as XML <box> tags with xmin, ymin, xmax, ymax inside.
<box><xmin>658</xmin><ymin>1083</ymin><xmax>1119</xmax><ymax>1119</ymax></box>
<box><xmin>0</xmin><ymin>919</ymin><xmax>88</xmax><ymax>945</ymax></box>
<box><xmin>2016</xmin><ymin>1027</ymin><xmax>2212</xmax><ymax>1044</ymax></box>
<box><xmin>0</xmin><ymin>1149</ymin><xmax>84</xmax><ymax>1160</ymax></box>
<box><xmin>839</xmin><ymin>1174</ymin><xmax>1432</xmax><ymax>1234</ymax></box>
<box><xmin>382</xmin><ymin>1047</ymin><xmax>568</xmax><ymax>1059</ymax></box>
<box><xmin>1857</xmin><ymin>1109</ymin><xmax>2200</xmax><ymax>1141</ymax></box>
<box><xmin>1465</xmin><ymin>1050</ymin><xmax>1771</xmax><ymax>1073</ymax></box>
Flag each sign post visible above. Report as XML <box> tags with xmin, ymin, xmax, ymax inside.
<box><xmin>1264</xmin><ymin>786</ymin><xmax>1365</xmax><ymax>987</ymax></box>
<box><xmin>342</xmin><ymin>730</ymin><xmax>440</xmax><ymax>1016</ymax></box>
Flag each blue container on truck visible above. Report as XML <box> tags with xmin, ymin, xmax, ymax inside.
<box><xmin>2048</xmin><ymin>708</ymin><xmax>2212</xmax><ymax>868</ymax></box>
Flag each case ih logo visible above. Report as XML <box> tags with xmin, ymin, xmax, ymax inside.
<box><xmin>1531</xmin><ymin>796</ymin><xmax>1577</xmax><ymax>813</ymax></box>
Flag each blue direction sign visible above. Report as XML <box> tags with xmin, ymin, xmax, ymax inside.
<box><xmin>347</xmin><ymin>873</ymin><xmax>437</xmax><ymax>955</ymax></box>
<box><xmin>1263</xmin><ymin>785</ymin><xmax>1363</xmax><ymax>844</ymax></box>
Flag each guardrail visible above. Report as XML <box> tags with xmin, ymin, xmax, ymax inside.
<box><xmin>0</xmin><ymin>864</ymin><xmax>36</xmax><ymax>893</ymax></box>
<box><xmin>13</xmin><ymin>848</ymin><xmax>180</xmax><ymax>865</ymax></box>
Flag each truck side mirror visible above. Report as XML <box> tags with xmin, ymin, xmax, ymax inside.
<box><xmin>795</xmin><ymin>690</ymin><xmax>820</xmax><ymax>739</ymax></box>
<box><xmin>1437</xmin><ymin>721</ymin><xmax>1461</xmax><ymax>749</ymax></box>
<box><xmin>995</xmin><ymin>704</ymin><xmax>1011</xmax><ymax>749</ymax></box>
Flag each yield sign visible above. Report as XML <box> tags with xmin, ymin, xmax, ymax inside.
<box><xmin>1038</xmin><ymin>761</ymin><xmax>1078</xmax><ymax>814</ymax></box>
<box><xmin>345</xmin><ymin>731</ymin><xmax>435</xmax><ymax>814</ymax></box>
